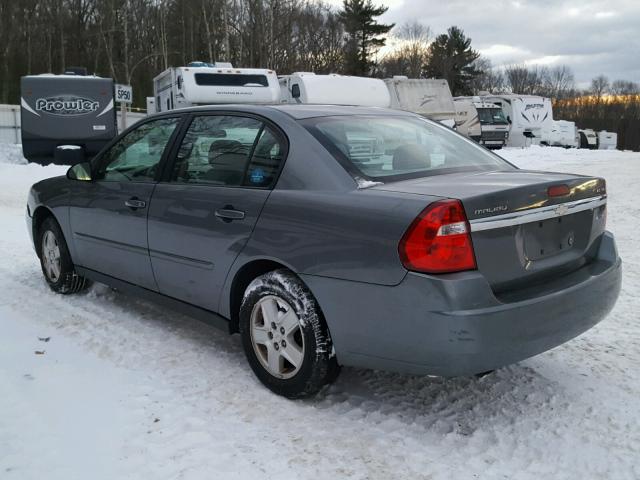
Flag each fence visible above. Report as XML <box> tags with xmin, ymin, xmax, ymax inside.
<box><xmin>0</xmin><ymin>105</ymin><xmax>21</xmax><ymax>143</ymax></box>
<box><xmin>0</xmin><ymin>104</ymin><xmax>146</xmax><ymax>144</ymax></box>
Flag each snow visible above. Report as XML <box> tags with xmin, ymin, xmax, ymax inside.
<box><xmin>0</xmin><ymin>143</ymin><xmax>28</xmax><ymax>165</ymax></box>
<box><xmin>355</xmin><ymin>177</ymin><xmax>384</xmax><ymax>189</ymax></box>
<box><xmin>1</xmin><ymin>145</ymin><xmax>639</xmax><ymax>480</ymax></box>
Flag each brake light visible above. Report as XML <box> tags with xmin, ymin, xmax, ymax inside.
<box><xmin>547</xmin><ymin>184</ymin><xmax>570</xmax><ymax>197</ymax></box>
<box><xmin>399</xmin><ymin>200</ymin><xmax>477</xmax><ymax>274</ymax></box>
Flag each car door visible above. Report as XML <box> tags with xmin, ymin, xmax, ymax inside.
<box><xmin>147</xmin><ymin>113</ymin><xmax>287</xmax><ymax>311</ymax></box>
<box><xmin>68</xmin><ymin>116</ymin><xmax>182</xmax><ymax>290</ymax></box>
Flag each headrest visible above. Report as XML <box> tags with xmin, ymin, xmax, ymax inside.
<box><xmin>208</xmin><ymin>140</ymin><xmax>243</xmax><ymax>163</ymax></box>
<box><xmin>392</xmin><ymin>144</ymin><xmax>431</xmax><ymax>171</ymax></box>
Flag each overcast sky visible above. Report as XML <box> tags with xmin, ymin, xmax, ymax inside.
<box><xmin>326</xmin><ymin>0</ymin><xmax>640</xmax><ymax>87</ymax></box>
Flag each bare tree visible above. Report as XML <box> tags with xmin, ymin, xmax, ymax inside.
<box><xmin>470</xmin><ymin>57</ymin><xmax>504</xmax><ymax>94</ymax></box>
<box><xmin>542</xmin><ymin>65</ymin><xmax>575</xmax><ymax>100</ymax></box>
<box><xmin>504</xmin><ymin>64</ymin><xmax>546</xmax><ymax>95</ymax></box>
<box><xmin>590</xmin><ymin>74</ymin><xmax>610</xmax><ymax>100</ymax></box>
<box><xmin>611</xmin><ymin>79</ymin><xmax>639</xmax><ymax>95</ymax></box>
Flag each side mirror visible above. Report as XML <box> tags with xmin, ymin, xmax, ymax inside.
<box><xmin>67</xmin><ymin>162</ymin><xmax>93</xmax><ymax>181</ymax></box>
<box><xmin>291</xmin><ymin>84</ymin><xmax>301</xmax><ymax>99</ymax></box>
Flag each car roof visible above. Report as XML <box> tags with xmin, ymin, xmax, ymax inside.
<box><xmin>159</xmin><ymin>104</ymin><xmax>415</xmax><ymax>120</ymax></box>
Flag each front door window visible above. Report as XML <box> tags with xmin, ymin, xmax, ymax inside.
<box><xmin>95</xmin><ymin>117</ymin><xmax>179</xmax><ymax>182</ymax></box>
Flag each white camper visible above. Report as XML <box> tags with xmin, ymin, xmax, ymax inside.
<box><xmin>153</xmin><ymin>62</ymin><xmax>280</xmax><ymax>112</ymax></box>
<box><xmin>384</xmin><ymin>77</ymin><xmax>456</xmax><ymax>127</ymax></box>
<box><xmin>146</xmin><ymin>96</ymin><xmax>156</xmax><ymax>114</ymax></box>
<box><xmin>278</xmin><ymin>73</ymin><xmax>391</xmax><ymax>107</ymax></box>
<box><xmin>481</xmin><ymin>95</ymin><xmax>554</xmax><ymax>147</ymax></box>
<box><xmin>453</xmin><ymin>97</ymin><xmax>509</xmax><ymax>149</ymax></box>
<box><xmin>541</xmin><ymin>120</ymin><xmax>579</xmax><ymax>148</ymax></box>
<box><xmin>597</xmin><ymin>130</ymin><xmax>617</xmax><ymax>150</ymax></box>
<box><xmin>578</xmin><ymin>128</ymin><xmax>598</xmax><ymax>149</ymax></box>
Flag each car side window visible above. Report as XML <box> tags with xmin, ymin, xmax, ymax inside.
<box><xmin>172</xmin><ymin>115</ymin><xmax>284</xmax><ymax>188</ymax></box>
<box><xmin>243</xmin><ymin>127</ymin><xmax>285</xmax><ymax>188</ymax></box>
<box><xmin>95</xmin><ymin>117</ymin><xmax>179</xmax><ymax>182</ymax></box>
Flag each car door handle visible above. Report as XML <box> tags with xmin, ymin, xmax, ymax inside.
<box><xmin>125</xmin><ymin>198</ymin><xmax>146</xmax><ymax>209</ymax></box>
<box><xmin>215</xmin><ymin>207</ymin><xmax>245</xmax><ymax>222</ymax></box>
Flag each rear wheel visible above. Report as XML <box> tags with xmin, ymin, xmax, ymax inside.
<box><xmin>239</xmin><ymin>269</ymin><xmax>339</xmax><ymax>398</ymax></box>
<box><xmin>37</xmin><ymin>216</ymin><xmax>90</xmax><ymax>294</ymax></box>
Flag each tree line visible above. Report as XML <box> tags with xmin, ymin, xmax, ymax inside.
<box><xmin>0</xmin><ymin>0</ymin><xmax>507</xmax><ymax>106</ymax></box>
<box><xmin>1</xmin><ymin>0</ymin><xmax>638</xmax><ymax>141</ymax></box>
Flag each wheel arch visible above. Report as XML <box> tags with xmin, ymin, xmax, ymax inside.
<box><xmin>227</xmin><ymin>258</ymin><xmax>303</xmax><ymax>334</ymax></box>
<box><xmin>31</xmin><ymin>206</ymin><xmax>57</xmax><ymax>256</ymax></box>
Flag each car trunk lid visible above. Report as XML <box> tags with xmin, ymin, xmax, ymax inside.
<box><xmin>374</xmin><ymin>169</ymin><xmax>607</xmax><ymax>291</ymax></box>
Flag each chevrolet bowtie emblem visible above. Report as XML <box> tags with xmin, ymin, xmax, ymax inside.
<box><xmin>554</xmin><ymin>204</ymin><xmax>569</xmax><ymax>216</ymax></box>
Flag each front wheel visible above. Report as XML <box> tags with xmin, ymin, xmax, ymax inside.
<box><xmin>37</xmin><ymin>216</ymin><xmax>90</xmax><ymax>294</ymax></box>
<box><xmin>239</xmin><ymin>269</ymin><xmax>339</xmax><ymax>398</ymax></box>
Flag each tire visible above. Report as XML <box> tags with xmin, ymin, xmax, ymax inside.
<box><xmin>239</xmin><ymin>269</ymin><xmax>339</xmax><ymax>398</ymax></box>
<box><xmin>37</xmin><ymin>216</ymin><xmax>91</xmax><ymax>294</ymax></box>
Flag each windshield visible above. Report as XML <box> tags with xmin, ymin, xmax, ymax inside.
<box><xmin>478</xmin><ymin>108</ymin><xmax>508</xmax><ymax>125</ymax></box>
<box><xmin>302</xmin><ymin>115</ymin><xmax>514</xmax><ymax>181</ymax></box>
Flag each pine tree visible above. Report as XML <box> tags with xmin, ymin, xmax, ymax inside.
<box><xmin>339</xmin><ymin>0</ymin><xmax>394</xmax><ymax>76</ymax></box>
<box><xmin>424</xmin><ymin>26</ymin><xmax>481</xmax><ymax>96</ymax></box>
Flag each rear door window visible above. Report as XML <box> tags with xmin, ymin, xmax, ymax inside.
<box><xmin>171</xmin><ymin>115</ymin><xmax>285</xmax><ymax>188</ymax></box>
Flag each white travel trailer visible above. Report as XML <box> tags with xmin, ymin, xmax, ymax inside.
<box><xmin>597</xmin><ymin>130</ymin><xmax>617</xmax><ymax>150</ymax></box>
<box><xmin>482</xmin><ymin>95</ymin><xmax>554</xmax><ymax>147</ymax></box>
<box><xmin>578</xmin><ymin>128</ymin><xmax>598</xmax><ymax>149</ymax></box>
<box><xmin>384</xmin><ymin>77</ymin><xmax>456</xmax><ymax>127</ymax></box>
<box><xmin>153</xmin><ymin>62</ymin><xmax>280</xmax><ymax>112</ymax></box>
<box><xmin>541</xmin><ymin>120</ymin><xmax>579</xmax><ymax>148</ymax></box>
<box><xmin>453</xmin><ymin>97</ymin><xmax>509</xmax><ymax>149</ymax></box>
<box><xmin>278</xmin><ymin>72</ymin><xmax>391</xmax><ymax>107</ymax></box>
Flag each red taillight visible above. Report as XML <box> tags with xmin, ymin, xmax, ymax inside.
<box><xmin>399</xmin><ymin>200</ymin><xmax>477</xmax><ymax>274</ymax></box>
<box><xmin>547</xmin><ymin>184</ymin><xmax>570</xmax><ymax>197</ymax></box>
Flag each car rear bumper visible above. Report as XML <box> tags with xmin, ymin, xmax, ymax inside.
<box><xmin>302</xmin><ymin>231</ymin><xmax>621</xmax><ymax>376</ymax></box>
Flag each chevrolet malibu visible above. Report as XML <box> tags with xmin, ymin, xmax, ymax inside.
<box><xmin>27</xmin><ymin>105</ymin><xmax>622</xmax><ymax>398</ymax></box>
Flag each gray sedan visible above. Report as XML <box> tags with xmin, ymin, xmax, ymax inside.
<box><xmin>26</xmin><ymin>105</ymin><xmax>622</xmax><ymax>398</ymax></box>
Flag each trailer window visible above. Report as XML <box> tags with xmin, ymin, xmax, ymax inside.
<box><xmin>171</xmin><ymin>115</ymin><xmax>285</xmax><ymax>188</ymax></box>
<box><xmin>302</xmin><ymin>115</ymin><xmax>513</xmax><ymax>182</ymax></box>
<box><xmin>194</xmin><ymin>73</ymin><xmax>269</xmax><ymax>87</ymax></box>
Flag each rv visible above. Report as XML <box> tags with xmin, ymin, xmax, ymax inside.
<box><xmin>597</xmin><ymin>130</ymin><xmax>617</xmax><ymax>150</ymax></box>
<box><xmin>384</xmin><ymin>77</ymin><xmax>456</xmax><ymax>127</ymax></box>
<box><xmin>154</xmin><ymin>62</ymin><xmax>280</xmax><ymax>112</ymax></box>
<box><xmin>279</xmin><ymin>72</ymin><xmax>390</xmax><ymax>107</ymax></box>
<box><xmin>578</xmin><ymin>128</ymin><xmax>598</xmax><ymax>149</ymax></box>
<box><xmin>20</xmin><ymin>73</ymin><xmax>116</xmax><ymax>165</ymax></box>
<box><xmin>453</xmin><ymin>97</ymin><xmax>509</xmax><ymax>149</ymax></box>
<box><xmin>481</xmin><ymin>95</ymin><xmax>554</xmax><ymax>147</ymax></box>
<box><xmin>541</xmin><ymin>120</ymin><xmax>579</xmax><ymax>148</ymax></box>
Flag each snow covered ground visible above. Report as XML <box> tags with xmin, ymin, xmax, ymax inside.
<box><xmin>1</xmin><ymin>145</ymin><xmax>639</xmax><ymax>480</ymax></box>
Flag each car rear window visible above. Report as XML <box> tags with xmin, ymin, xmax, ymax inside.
<box><xmin>301</xmin><ymin>115</ymin><xmax>514</xmax><ymax>182</ymax></box>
